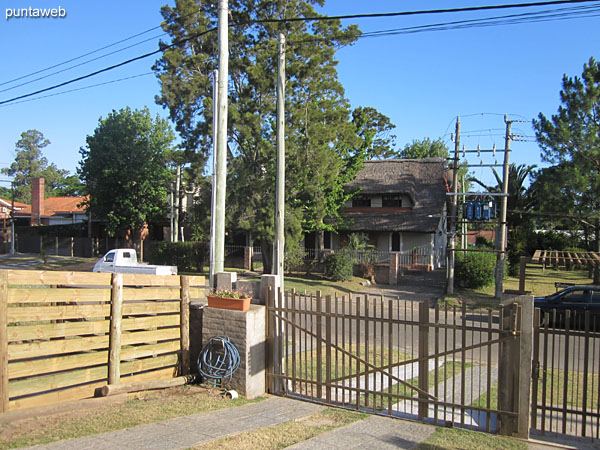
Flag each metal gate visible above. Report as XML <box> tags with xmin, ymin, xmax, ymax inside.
<box><xmin>266</xmin><ymin>289</ymin><xmax>520</xmax><ymax>433</ymax></box>
<box><xmin>532</xmin><ymin>309</ymin><xmax>600</xmax><ymax>438</ymax></box>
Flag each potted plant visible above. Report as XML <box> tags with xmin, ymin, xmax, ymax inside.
<box><xmin>206</xmin><ymin>289</ymin><xmax>252</xmax><ymax>311</ymax></box>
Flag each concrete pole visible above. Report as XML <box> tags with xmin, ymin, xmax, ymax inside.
<box><xmin>495</xmin><ymin>116</ymin><xmax>511</xmax><ymax>299</ymax></box>
<box><xmin>214</xmin><ymin>0</ymin><xmax>229</xmax><ymax>275</ymax></box>
<box><xmin>274</xmin><ymin>33</ymin><xmax>286</xmax><ymax>289</ymax></box>
<box><xmin>447</xmin><ymin>117</ymin><xmax>460</xmax><ymax>295</ymax></box>
<box><xmin>209</xmin><ymin>69</ymin><xmax>219</xmax><ymax>288</ymax></box>
<box><xmin>174</xmin><ymin>164</ymin><xmax>181</xmax><ymax>242</ymax></box>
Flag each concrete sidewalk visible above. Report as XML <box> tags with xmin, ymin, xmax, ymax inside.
<box><xmin>14</xmin><ymin>395</ymin><xmax>596</xmax><ymax>450</ymax></box>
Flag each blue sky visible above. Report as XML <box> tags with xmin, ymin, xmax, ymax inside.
<box><xmin>1</xmin><ymin>0</ymin><xmax>599</xmax><ymax>189</ymax></box>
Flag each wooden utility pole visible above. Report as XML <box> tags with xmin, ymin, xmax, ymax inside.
<box><xmin>495</xmin><ymin>116</ymin><xmax>511</xmax><ymax>298</ymax></box>
<box><xmin>274</xmin><ymin>33</ymin><xmax>285</xmax><ymax>289</ymax></box>
<box><xmin>447</xmin><ymin>117</ymin><xmax>460</xmax><ymax>295</ymax></box>
<box><xmin>214</xmin><ymin>0</ymin><xmax>229</xmax><ymax>275</ymax></box>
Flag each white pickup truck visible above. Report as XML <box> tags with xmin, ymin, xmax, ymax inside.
<box><xmin>93</xmin><ymin>249</ymin><xmax>178</xmax><ymax>276</ymax></box>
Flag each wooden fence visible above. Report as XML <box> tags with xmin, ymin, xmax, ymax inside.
<box><xmin>0</xmin><ymin>269</ymin><xmax>205</xmax><ymax>412</ymax></box>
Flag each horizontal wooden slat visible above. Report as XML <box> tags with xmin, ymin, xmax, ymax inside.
<box><xmin>121</xmin><ymin>341</ymin><xmax>180</xmax><ymax>361</ymax></box>
<box><xmin>188</xmin><ymin>275</ymin><xmax>206</xmax><ymax>287</ymax></box>
<box><xmin>122</xmin><ymin>273</ymin><xmax>180</xmax><ymax>287</ymax></box>
<box><xmin>9</xmin><ymin>335</ymin><xmax>109</xmax><ymax>360</ymax></box>
<box><xmin>121</xmin><ymin>354</ymin><xmax>178</xmax><ymax>376</ymax></box>
<box><xmin>9</xmin><ymin>365</ymin><xmax>107</xmax><ymax>398</ymax></box>
<box><xmin>8</xmin><ymin>304</ymin><xmax>111</xmax><ymax>322</ymax></box>
<box><xmin>8</xmin><ymin>319</ymin><xmax>109</xmax><ymax>341</ymax></box>
<box><xmin>122</xmin><ymin>315</ymin><xmax>179</xmax><ymax>331</ymax></box>
<box><xmin>123</xmin><ymin>287</ymin><xmax>180</xmax><ymax>301</ymax></box>
<box><xmin>9</xmin><ymin>351</ymin><xmax>108</xmax><ymax>379</ymax></box>
<box><xmin>8</xmin><ymin>380</ymin><xmax>105</xmax><ymax>411</ymax></box>
<box><xmin>118</xmin><ymin>367</ymin><xmax>176</xmax><ymax>385</ymax></box>
<box><xmin>121</xmin><ymin>328</ymin><xmax>179</xmax><ymax>346</ymax></box>
<box><xmin>189</xmin><ymin>288</ymin><xmax>205</xmax><ymax>299</ymax></box>
<box><xmin>7</xmin><ymin>288</ymin><xmax>111</xmax><ymax>304</ymax></box>
<box><xmin>122</xmin><ymin>302</ymin><xmax>180</xmax><ymax>316</ymax></box>
<box><xmin>8</xmin><ymin>270</ymin><xmax>111</xmax><ymax>286</ymax></box>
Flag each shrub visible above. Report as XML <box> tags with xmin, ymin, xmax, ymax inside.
<box><xmin>324</xmin><ymin>252</ymin><xmax>353</xmax><ymax>281</ymax></box>
<box><xmin>148</xmin><ymin>241</ymin><xmax>208</xmax><ymax>273</ymax></box>
<box><xmin>284</xmin><ymin>242</ymin><xmax>304</xmax><ymax>274</ymax></box>
<box><xmin>455</xmin><ymin>251</ymin><xmax>497</xmax><ymax>289</ymax></box>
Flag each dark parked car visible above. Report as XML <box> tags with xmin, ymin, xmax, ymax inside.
<box><xmin>534</xmin><ymin>285</ymin><xmax>600</xmax><ymax>329</ymax></box>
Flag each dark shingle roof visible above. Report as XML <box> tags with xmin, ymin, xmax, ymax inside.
<box><xmin>343</xmin><ymin>158</ymin><xmax>448</xmax><ymax>233</ymax></box>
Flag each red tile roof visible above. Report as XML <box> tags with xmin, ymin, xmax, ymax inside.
<box><xmin>18</xmin><ymin>196</ymin><xmax>87</xmax><ymax>216</ymax></box>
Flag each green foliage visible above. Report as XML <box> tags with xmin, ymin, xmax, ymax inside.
<box><xmin>399</xmin><ymin>137</ymin><xmax>448</xmax><ymax>159</ymax></box>
<box><xmin>324</xmin><ymin>252</ymin><xmax>353</xmax><ymax>281</ymax></box>
<box><xmin>475</xmin><ymin>236</ymin><xmax>494</xmax><ymax>248</ymax></box>
<box><xmin>148</xmin><ymin>241</ymin><xmax>208</xmax><ymax>273</ymax></box>
<box><xmin>153</xmin><ymin>0</ymin><xmax>396</xmax><ymax>255</ymax></box>
<box><xmin>78</xmin><ymin>107</ymin><xmax>174</xmax><ymax>236</ymax></box>
<box><xmin>455</xmin><ymin>252</ymin><xmax>497</xmax><ymax>289</ymax></box>
<box><xmin>284</xmin><ymin>240</ymin><xmax>305</xmax><ymax>274</ymax></box>
<box><xmin>533</xmin><ymin>57</ymin><xmax>600</xmax><ymax>239</ymax></box>
<box><xmin>208</xmin><ymin>289</ymin><xmax>250</xmax><ymax>299</ymax></box>
<box><xmin>1</xmin><ymin>130</ymin><xmax>71</xmax><ymax>203</ymax></box>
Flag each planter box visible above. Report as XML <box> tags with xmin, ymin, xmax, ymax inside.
<box><xmin>206</xmin><ymin>295</ymin><xmax>252</xmax><ymax>312</ymax></box>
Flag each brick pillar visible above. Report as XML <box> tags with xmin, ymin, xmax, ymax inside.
<box><xmin>389</xmin><ymin>252</ymin><xmax>399</xmax><ymax>285</ymax></box>
<box><xmin>30</xmin><ymin>177</ymin><xmax>44</xmax><ymax>226</ymax></box>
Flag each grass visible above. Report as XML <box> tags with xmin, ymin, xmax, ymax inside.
<box><xmin>418</xmin><ymin>427</ymin><xmax>527</xmax><ymax>450</ymax></box>
<box><xmin>190</xmin><ymin>407</ymin><xmax>367</xmax><ymax>450</ymax></box>
<box><xmin>0</xmin><ymin>385</ymin><xmax>263</xmax><ymax>450</ymax></box>
<box><xmin>439</xmin><ymin>265</ymin><xmax>594</xmax><ymax>309</ymax></box>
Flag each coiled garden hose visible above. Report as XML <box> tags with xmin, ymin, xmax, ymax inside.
<box><xmin>197</xmin><ymin>336</ymin><xmax>240</xmax><ymax>387</ymax></box>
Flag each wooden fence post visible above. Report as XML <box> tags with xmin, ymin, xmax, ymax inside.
<box><xmin>418</xmin><ymin>301</ymin><xmax>430</xmax><ymax>420</ymax></box>
<box><xmin>108</xmin><ymin>273</ymin><xmax>123</xmax><ymax>385</ymax></box>
<box><xmin>316</xmin><ymin>291</ymin><xmax>323</xmax><ymax>399</ymax></box>
<box><xmin>0</xmin><ymin>271</ymin><xmax>8</xmax><ymax>412</ymax></box>
<box><xmin>266</xmin><ymin>286</ymin><xmax>275</xmax><ymax>393</ymax></box>
<box><xmin>180</xmin><ymin>276</ymin><xmax>191</xmax><ymax>375</ymax></box>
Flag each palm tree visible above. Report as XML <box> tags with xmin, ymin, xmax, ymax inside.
<box><xmin>471</xmin><ymin>163</ymin><xmax>536</xmax><ymax>229</ymax></box>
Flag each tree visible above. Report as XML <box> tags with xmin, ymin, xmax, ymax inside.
<box><xmin>533</xmin><ymin>58</ymin><xmax>600</xmax><ymax>250</ymax></box>
<box><xmin>1</xmin><ymin>130</ymin><xmax>69</xmax><ymax>203</ymax></box>
<box><xmin>78</xmin><ymin>107</ymin><xmax>174</xmax><ymax>237</ymax></box>
<box><xmin>153</xmin><ymin>0</ymin><xmax>394</xmax><ymax>272</ymax></box>
<box><xmin>472</xmin><ymin>163</ymin><xmax>536</xmax><ymax>229</ymax></box>
<box><xmin>399</xmin><ymin>137</ymin><xmax>448</xmax><ymax>159</ymax></box>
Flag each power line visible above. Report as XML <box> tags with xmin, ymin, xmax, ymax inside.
<box><xmin>2</xmin><ymin>0</ymin><xmax>599</xmax><ymax>107</ymax></box>
<box><xmin>0</xmin><ymin>33</ymin><xmax>164</xmax><ymax>94</ymax></box>
<box><xmin>0</xmin><ymin>73</ymin><xmax>154</xmax><ymax>108</ymax></box>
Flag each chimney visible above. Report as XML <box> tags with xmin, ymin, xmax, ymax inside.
<box><xmin>31</xmin><ymin>177</ymin><xmax>44</xmax><ymax>226</ymax></box>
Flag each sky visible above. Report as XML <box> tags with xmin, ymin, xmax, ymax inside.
<box><xmin>1</xmin><ymin>0</ymin><xmax>599</xmax><ymax>190</ymax></box>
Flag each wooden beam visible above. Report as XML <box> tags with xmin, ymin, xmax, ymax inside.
<box><xmin>0</xmin><ymin>271</ymin><xmax>8</xmax><ymax>413</ymax></box>
<box><xmin>180</xmin><ymin>276</ymin><xmax>190</xmax><ymax>376</ymax></box>
<box><xmin>99</xmin><ymin>374</ymin><xmax>196</xmax><ymax>397</ymax></box>
<box><xmin>108</xmin><ymin>273</ymin><xmax>123</xmax><ymax>385</ymax></box>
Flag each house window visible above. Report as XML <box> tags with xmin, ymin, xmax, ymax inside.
<box><xmin>382</xmin><ymin>194</ymin><xmax>402</xmax><ymax>208</ymax></box>
<box><xmin>352</xmin><ymin>195</ymin><xmax>371</xmax><ymax>207</ymax></box>
<box><xmin>391</xmin><ymin>232</ymin><xmax>401</xmax><ymax>252</ymax></box>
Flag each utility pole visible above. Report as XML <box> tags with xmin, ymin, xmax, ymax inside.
<box><xmin>214</xmin><ymin>0</ymin><xmax>229</xmax><ymax>275</ymax></box>
<box><xmin>447</xmin><ymin>117</ymin><xmax>460</xmax><ymax>295</ymax></box>
<box><xmin>274</xmin><ymin>33</ymin><xmax>285</xmax><ymax>289</ymax></box>
<box><xmin>209</xmin><ymin>69</ymin><xmax>219</xmax><ymax>288</ymax></box>
<box><xmin>169</xmin><ymin>187</ymin><xmax>174</xmax><ymax>242</ymax></box>
<box><xmin>174</xmin><ymin>164</ymin><xmax>181</xmax><ymax>242</ymax></box>
<box><xmin>10</xmin><ymin>182</ymin><xmax>15</xmax><ymax>256</ymax></box>
<box><xmin>495</xmin><ymin>116</ymin><xmax>511</xmax><ymax>298</ymax></box>
<box><xmin>461</xmin><ymin>175</ymin><xmax>466</xmax><ymax>251</ymax></box>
